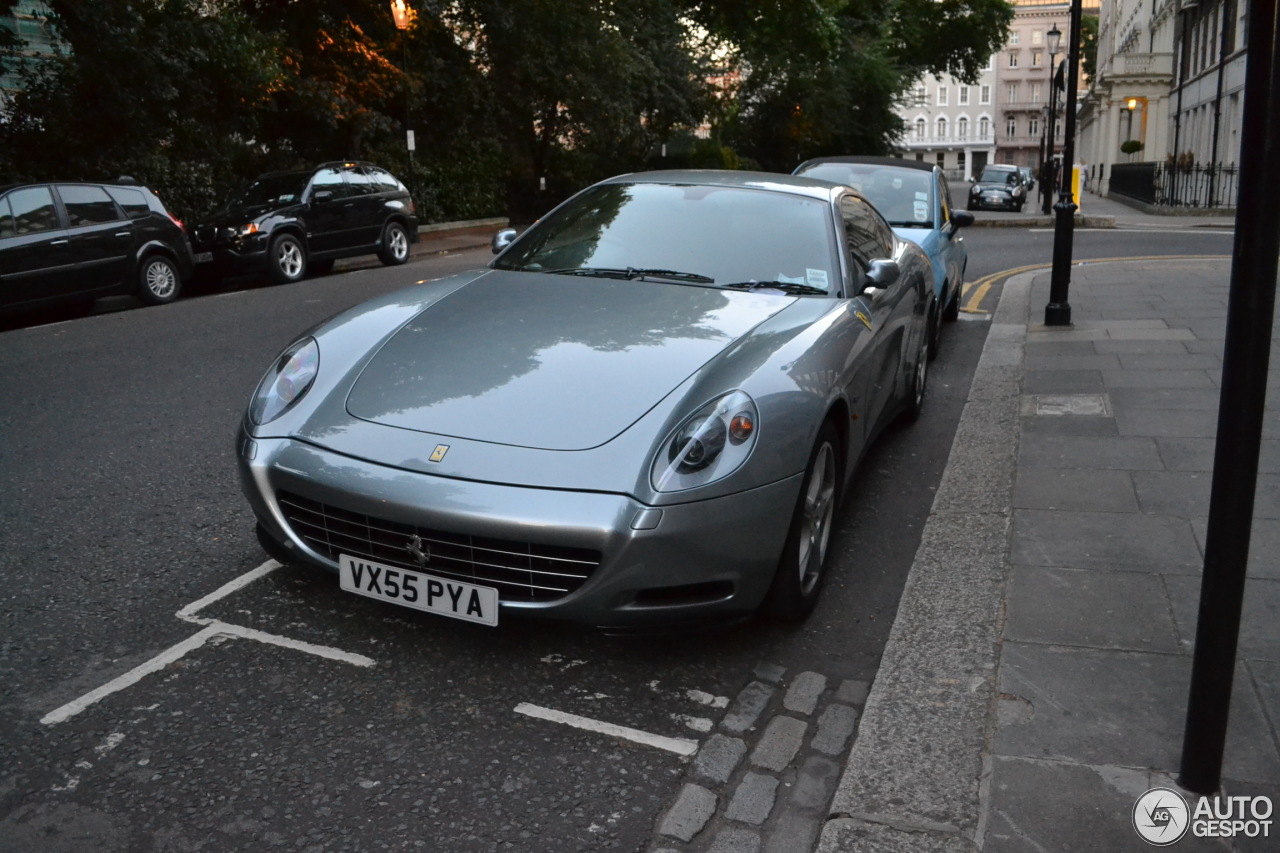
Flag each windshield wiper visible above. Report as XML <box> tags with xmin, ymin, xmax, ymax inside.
<box><xmin>722</xmin><ymin>281</ymin><xmax>829</xmax><ymax>296</ymax></box>
<box><xmin>539</xmin><ymin>267</ymin><xmax>714</xmax><ymax>283</ymax></box>
<box><xmin>885</xmin><ymin>221</ymin><xmax>931</xmax><ymax>229</ymax></box>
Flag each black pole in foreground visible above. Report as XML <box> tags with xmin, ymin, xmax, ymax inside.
<box><xmin>1179</xmin><ymin>0</ymin><xmax>1280</xmax><ymax>795</ymax></box>
<box><xmin>1043</xmin><ymin>0</ymin><xmax>1083</xmax><ymax>326</ymax></box>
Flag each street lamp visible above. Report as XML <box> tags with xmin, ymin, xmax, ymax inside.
<box><xmin>1043</xmin><ymin>2</ymin><xmax>1082</xmax><ymax>327</ymax></box>
<box><xmin>1041</xmin><ymin>23</ymin><xmax>1062</xmax><ymax>214</ymax></box>
<box><xmin>390</xmin><ymin>0</ymin><xmax>416</xmax><ymax>201</ymax></box>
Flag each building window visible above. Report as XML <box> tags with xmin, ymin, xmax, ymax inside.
<box><xmin>980</xmin><ymin>85</ymin><xmax>991</xmax><ymax>104</ymax></box>
<box><xmin>1010</xmin><ymin>31</ymin><xmax>1020</xmax><ymax>45</ymax></box>
<box><xmin>914</xmin><ymin>86</ymin><xmax>927</xmax><ymax>107</ymax></box>
<box><xmin>959</xmin><ymin>86</ymin><xmax>970</xmax><ymax>105</ymax></box>
<box><xmin>1008</xmin><ymin>52</ymin><xmax>1019</xmax><ymax>68</ymax></box>
<box><xmin>1029</xmin><ymin>117</ymin><xmax>1040</xmax><ymax>136</ymax></box>
<box><xmin>1006</xmin><ymin>83</ymin><xmax>1019</xmax><ymax>104</ymax></box>
<box><xmin>1032</xmin><ymin>50</ymin><xmax>1042</xmax><ymax>67</ymax></box>
<box><xmin>979</xmin><ymin>117</ymin><xmax>990</xmax><ymax>139</ymax></box>
<box><xmin>958</xmin><ymin>118</ymin><xmax>969</xmax><ymax>139</ymax></box>
<box><xmin>916</xmin><ymin>118</ymin><xmax>926</xmax><ymax>139</ymax></box>
<box><xmin>937</xmin><ymin>117</ymin><xmax>948</xmax><ymax>138</ymax></box>
<box><xmin>937</xmin><ymin>86</ymin><xmax>948</xmax><ymax>106</ymax></box>
<box><xmin>1031</xmin><ymin>82</ymin><xmax>1042</xmax><ymax>102</ymax></box>
<box><xmin>1006</xmin><ymin>117</ymin><xmax>1017</xmax><ymax>137</ymax></box>
<box><xmin>1032</xmin><ymin>29</ymin><xmax>1043</xmax><ymax>45</ymax></box>
<box><xmin>936</xmin><ymin>152</ymin><xmax>946</xmax><ymax>168</ymax></box>
<box><xmin>958</xmin><ymin>151</ymin><xmax>966</xmax><ymax>171</ymax></box>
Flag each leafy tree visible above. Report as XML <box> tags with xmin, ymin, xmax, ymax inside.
<box><xmin>1081</xmin><ymin>13</ymin><xmax>1099</xmax><ymax>81</ymax></box>
<box><xmin>0</xmin><ymin>0</ymin><xmax>283</xmax><ymax>217</ymax></box>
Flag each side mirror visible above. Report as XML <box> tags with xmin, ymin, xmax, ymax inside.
<box><xmin>863</xmin><ymin>259</ymin><xmax>899</xmax><ymax>292</ymax></box>
<box><xmin>311</xmin><ymin>190</ymin><xmax>333</xmax><ymax>204</ymax></box>
<box><xmin>491</xmin><ymin>228</ymin><xmax>517</xmax><ymax>255</ymax></box>
<box><xmin>952</xmin><ymin>210</ymin><xmax>975</xmax><ymax>229</ymax></box>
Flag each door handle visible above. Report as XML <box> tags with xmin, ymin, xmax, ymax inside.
<box><xmin>50</xmin><ymin>239</ymin><xmax>69</xmax><ymax>247</ymax></box>
<box><xmin>115</xmin><ymin>231</ymin><xmax>131</xmax><ymax>238</ymax></box>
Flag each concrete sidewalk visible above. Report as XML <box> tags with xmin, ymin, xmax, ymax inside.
<box><xmin>818</xmin><ymin>250</ymin><xmax>1279</xmax><ymax>850</ymax></box>
<box><xmin>963</xmin><ymin>189</ymin><xmax>1237</xmax><ymax>230</ymax></box>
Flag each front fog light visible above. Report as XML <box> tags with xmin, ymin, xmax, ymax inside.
<box><xmin>250</xmin><ymin>337</ymin><xmax>319</xmax><ymax>424</ymax></box>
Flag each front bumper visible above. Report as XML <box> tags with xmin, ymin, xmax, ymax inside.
<box><xmin>238</xmin><ymin>434</ymin><xmax>802</xmax><ymax>629</ymax></box>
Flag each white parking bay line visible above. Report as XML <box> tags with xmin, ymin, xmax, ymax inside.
<box><xmin>514</xmin><ymin>702</ymin><xmax>698</xmax><ymax>756</ymax></box>
<box><xmin>177</xmin><ymin>559</ymin><xmax>282</xmax><ymax>622</ymax></box>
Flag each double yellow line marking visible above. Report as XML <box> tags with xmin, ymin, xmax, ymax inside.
<box><xmin>958</xmin><ymin>254</ymin><xmax>1230</xmax><ymax>315</ymax></box>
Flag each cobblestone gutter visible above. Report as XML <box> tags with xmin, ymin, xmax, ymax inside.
<box><xmin>648</xmin><ymin>663</ymin><xmax>870</xmax><ymax>853</ymax></box>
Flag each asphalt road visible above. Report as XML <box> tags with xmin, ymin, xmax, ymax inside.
<box><xmin>0</xmin><ymin>222</ymin><xmax>1233</xmax><ymax>851</ymax></box>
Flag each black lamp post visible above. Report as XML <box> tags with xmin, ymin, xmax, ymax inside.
<box><xmin>390</xmin><ymin>0</ymin><xmax>415</xmax><ymax>201</ymax></box>
<box><xmin>1043</xmin><ymin>3</ymin><xmax>1081</xmax><ymax>326</ymax></box>
<box><xmin>1041</xmin><ymin>23</ymin><xmax>1062</xmax><ymax>215</ymax></box>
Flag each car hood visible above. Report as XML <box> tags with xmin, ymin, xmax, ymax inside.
<box><xmin>344</xmin><ymin>270</ymin><xmax>791</xmax><ymax>451</ymax></box>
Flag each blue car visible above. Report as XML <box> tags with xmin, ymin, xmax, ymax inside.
<box><xmin>793</xmin><ymin>156</ymin><xmax>972</xmax><ymax>356</ymax></box>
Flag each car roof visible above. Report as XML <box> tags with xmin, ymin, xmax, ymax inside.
<box><xmin>602</xmin><ymin>169</ymin><xmax>846</xmax><ymax>203</ymax></box>
<box><xmin>0</xmin><ymin>180</ymin><xmax>154</xmax><ymax>195</ymax></box>
<box><xmin>793</xmin><ymin>155</ymin><xmax>937</xmax><ymax>175</ymax></box>
<box><xmin>983</xmin><ymin>164</ymin><xmax>1020</xmax><ymax>171</ymax></box>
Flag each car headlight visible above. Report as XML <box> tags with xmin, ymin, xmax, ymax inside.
<box><xmin>651</xmin><ymin>391</ymin><xmax>758</xmax><ymax>492</ymax></box>
<box><xmin>250</xmin><ymin>337</ymin><xmax>319</xmax><ymax>425</ymax></box>
<box><xmin>237</xmin><ymin>223</ymin><xmax>261</xmax><ymax>238</ymax></box>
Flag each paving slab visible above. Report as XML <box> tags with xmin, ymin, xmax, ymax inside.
<box><xmin>995</xmin><ymin>645</ymin><xmax>1280</xmax><ymax>783</ymax></box>
<box><xmin>1003</xmin><ymin>566</ymin><xmax>1184</xmax><ymax>653</ymax></box>
<box><xmin>1010</xmin><ymin>509</ymin><xmax>1203</xmax><ymax>572</ymax></box>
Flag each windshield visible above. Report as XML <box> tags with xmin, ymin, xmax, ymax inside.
<box><xmin>979</xmin><ymin>167</ymin><xmax>1019</xmax><ymax>185</ymax></box>
<box><xmin>796</xmin><ymin>162</ymin><xmax>934</xmax><ymax>227</ymax></box>
<box><xmin>494</xmin><ymin>183</ymin><xmax>838</xmax><ymax>292</ymax></box>
<box><xmin>228</xmin><ymin>173</ymin><xmax>309</xmax><ymax>209</ymax></box>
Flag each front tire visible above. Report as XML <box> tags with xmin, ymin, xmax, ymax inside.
<box><xmin>942</xmin><ymin>279</ymin><xmax>960</xmax><ymax>321</ymax></box>
<box><xmin>137</xmin><ymin>255</ymin><xmax>181</xmax><ymax>305</ymax></box>
<box><xmin>268</xmin><ymin>234</ymin><xmax>306</xmax><ymax>284</ymax></box>
<box><xmin>905</xmin><ymin>328</ymin><xmax>929</xmax><ymax>422</ymax></box>
<box><xmin>377</xmin><ymin>221</ymin><xmax>410</xmax><ymax>266</ymax></box>
<box><xmin>764</xmin><ymin>422</ymin><xmax>840</xmax><ymax>623</ymax></box>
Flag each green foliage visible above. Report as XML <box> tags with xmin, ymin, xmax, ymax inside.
<box><xmin>1</xmin><ymin>0</ymin><xmax>1013</xmax><ymax>221</ymax></box>
<box><xmin>1120</xmin><ymin>139</ymin><xmax>1144</xmax><ymax>155</ymax></box>
<box><xmin>1080</xmin><ymin>14</ymin><xmax>1100</xmax><ymax>81</ymax></box>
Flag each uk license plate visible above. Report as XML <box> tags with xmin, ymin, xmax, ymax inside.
<box><xmin>193</xmin><ymin>251</ymin><xmax>213</xmax><ymax>264</ymax></box>
<box><xmin>339</xmin><ymin>555</ymin><xmax>499</xmax><ymax>626</ymax></box>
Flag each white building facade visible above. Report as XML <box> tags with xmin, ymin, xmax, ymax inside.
<box><xmin>1077</xmin><ymin>0</ymin><xmax>1247</xmax><ymax>203</ymax></box>
<box><xmin>894</xmin><ymin>63</ymin><xmax>999</xmax><ymax>183</ymax></box>
<box><xmin>893</xmin><ymin>0</ymin><xmax>1099</xmax><ymax>182</ymax></box>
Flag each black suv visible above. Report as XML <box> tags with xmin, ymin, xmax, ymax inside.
<box><xmin>189</xmin><ymin>162</ymin><xmax>419</xmax><ymax>283</ymax></box>
<box><xmin>0</xmin><ymin>179</ymin><xmax>195</xmax><ymax>316</ymax></box>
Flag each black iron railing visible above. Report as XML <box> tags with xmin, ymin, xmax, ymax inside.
<box><xmin>1110</xmin><ymin>161</ymin><xmax>1239</xmax><ymax>209</ymax></box>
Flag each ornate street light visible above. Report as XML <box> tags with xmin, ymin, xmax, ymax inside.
<box><xmin>390</xmin><ymin>0</ymin><xmax>415</xmax><ymax>201</ymax></box>
<box><xmin>1043</xmin><ymin>3</ymin><xmax>1083</xmax><ymax>327</ymax></box>
<box><xmin>1041</xmin><ymin>23</ymin><xmax>1063</xmax><ymax>214</ymax></box>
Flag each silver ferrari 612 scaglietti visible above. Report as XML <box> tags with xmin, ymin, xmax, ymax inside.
<box><xmin>238</xmin><ymin>170</ymin><xmax>933</xmax><ymax>631</ymax></box>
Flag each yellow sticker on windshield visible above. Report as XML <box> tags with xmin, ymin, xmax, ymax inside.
<box><xmin>856</xmin><ymin>310</ymin><xmax>873</xmax><ymax>330</ymax></box>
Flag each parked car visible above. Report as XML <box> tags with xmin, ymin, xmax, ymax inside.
<box><xmin>188</xmin><ymin>161</ymin><xmax>418</xmax><ymax>283</ymax></box>
<box><xmin>1018</xmin><ymin>166</ymin><xmax>1036</xmax><ymax>191</ymax></box>
<box><xmin>239</xmin><ymin>170</ymin><xmax>932</xmax><ymax>630</ymax></box>
<box><xmin>793</xmin><ymin>155</ymin><xmax>972</xmax><ymax>355</ymax></box>
<box><xmin>967</xmin><ymin>164</ymin><xmax>1028</xmax><ymax>211</ymax></box>
<box><xmin>0</xmin><ymin>179</ymin><xmax>194</xmax><ymax>316</ymax></box>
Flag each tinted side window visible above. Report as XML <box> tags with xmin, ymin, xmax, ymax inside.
<box><xmin>59</xmin><ymin>184</ymin><xmax>123</xmax><ymax>226</ymax></box>
<box><xmin>7</xmin><ymin>186</ymin><xmax>60</xmax><ymax>235</ymax></box>
<box><xmin>839</xmin><ymin>195</ymin><xmax>893</xmax><ymax>269</ymax></box>
<box><xmin>0</xmin><ymin>197</ymin><xmax>14</xmax><ymax>238</ymax></box>
<box><xmin>105</xmin><ymin>186</ymin><xmax>150</xmax><ymax>220</ymax></box>
<box><xmin>310</xmin><ymin>167</ymin><xmax>350</xmax><ymax>199</ymax></box>
<box><xmin>367</xmin><ymin>166</ymin><xmax>402</xmax><ymax>193</ymax></box>
<box><xmin>345</xmin><ymin>165</ymin><xmax>377</xmax><ymax>195</ymax></box>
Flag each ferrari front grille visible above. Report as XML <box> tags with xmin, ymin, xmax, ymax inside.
<box><xmin>277</xmin><ymin>491</ymin><xmax>600</xmax><ymax>603</ymax></box>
